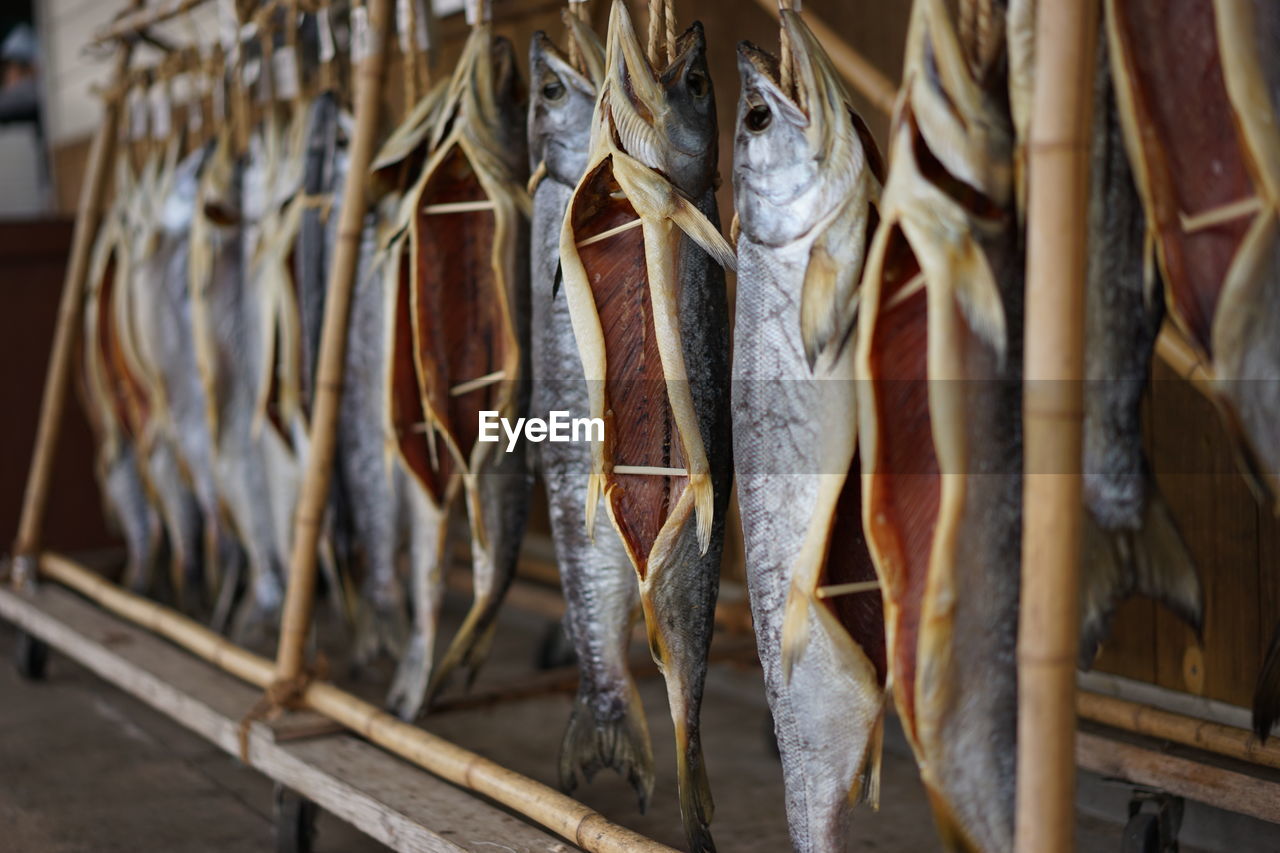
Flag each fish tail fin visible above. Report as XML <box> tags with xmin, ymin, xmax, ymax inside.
<box><xmin>425</xmin><ymin>601</ymin><xmax>486</xmax><ymax>703</ymax></box>
<box><xmin>1079</xmin><ymin>489</ymin><xmax>1202</xmax><ymax>668</ymax></box>
<box><xmin>558</xmin><ymin>683</ymin><xmax>655</xmax><ymax>812</ymax></box>
<box><xmin>1254</xmin><ymin>622</ymin><xmax>1280</xmax><ymax>741</ymax></box>
<box><xmin>674</xmin><ymin>721</ymin><xmax>717</xmax><ymax>853</ymax></box>
<box><xmin>780</xmin><ymin>581</ymin><xmax>812</xmax><ymax>683</ymax></box>
<box><xmin>852</xmin><ymin>710</ymin><xmax>885</xmax><ymax>810</ymax></box>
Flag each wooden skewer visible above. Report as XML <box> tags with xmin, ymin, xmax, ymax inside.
<box><xmin>815</xmin><ymin>580</ymin><xmax>880</xmax><ymax>599</ymax></box>
<box><xmin>449</xmin><ymin>370</ymin><xmax>505</xmax><ymax>396</ymax></box>
<box><xmin>93</xmin><ymin>0</ymin><xmax>217</xmax><ymax>45</ymax></box>
<box><xmin>1015</xmin><ymin>0</ymin><xmax>1100</xmax><ymax>851</ymax></box>
<box><xmin>9</xmin><ymin>20</ymin><xmax>138</xmax><ymax>586</ymax></box>
<box><xmin>275</xmin><ymin>0</ymin><xmax>394</xmax><ymax>684</ymax></box>
<box><xmin>576</xmin><ymin>217</ymin><xmax>643</xmax><ymax>248</ymax></box>
<box><xmin>1155</xmin><ymin>325</ymin><xmax>1215</xmax><ymax>397</ymax></box>
<box><xmin>421</xmin><ymin>199</ymin><xmax>496</xmax><ymax>214</ymax></box>
<box><xmin>1179</xmin><ymin>195</ymin><xmax>1264</xmax><ymax>233</ymax></box>
<box><xmin>884</xmin><ymin>271</ymin><xmax>926</xmax><ymax>310</ymax></box>
<box><xmin>612</xmin><ymin>465</ymin><xmax>688</xmax><ymax>476</ymax></box>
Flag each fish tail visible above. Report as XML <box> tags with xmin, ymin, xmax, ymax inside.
<box><xmin>851</xmin><ymin>710</ymin><xmax>885</xmax><ymax>810</ymax></box>
<box><xmin>425</xmin><ymin>600</ymin><xmax>487</xmax><ymax>703</ymax></box>
<box><xmin>780</xmin><ymin>580</ymin><xmax>812</xmax><ymax>683</ymax></box>
<box><xmin>558</xmin><ymin>683</ymin><xmax>655</xmax><ymax>812</ymax></box>
<box><xmin>674</xmin><ymin>720</ymin><xmax>717</xmax><ymax>853</ymax></box>
<box><xmin>1079</xmin><ymin>488</ymin><xmax>1202</xmax><ymax>667</ymax></box>
<box><xmin>1255</xmin><ymin>622</ymin><xmax>1280</xmax><ymax>740</ymax></box>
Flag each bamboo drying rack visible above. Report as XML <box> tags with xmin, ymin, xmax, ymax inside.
<box><xmin>5</xmin><ymin>1</ymin><xmax>1279</xmax><ymax>852</ymax></box>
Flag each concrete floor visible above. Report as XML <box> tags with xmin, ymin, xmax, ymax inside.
<box><xmin>0</xmin><ymin>592</ymin><xmax>1228</xmax><ymax>853</ymax></box>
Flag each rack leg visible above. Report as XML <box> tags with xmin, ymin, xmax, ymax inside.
<box><xmin>274</xmin><ymin>783</ymin><xmax>318</xmax><ymax>853</ymax></box>
<box><xmin>13</xmin><ymin>629</ymin><xmax>49</xmax><ymax>681</ymax></box>
<box><xmin>1122</xmin><ymin>788</ymin><xmax>1183</xmax><ymax>853</ymax></box>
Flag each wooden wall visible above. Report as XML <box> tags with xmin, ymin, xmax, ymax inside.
<box><xmin>0</xmin><ymin>221</ymin><xmax>116</xmax><ymax>555</ymax></box>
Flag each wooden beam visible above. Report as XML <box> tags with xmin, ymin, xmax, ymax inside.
<box><xmin>1076</xmin><ymin>730</ymin><xmax>1280</xmax><ymax>825</ymax></box>
<box><xmin>32</xmin><ymin>551</ymin><xmax>677</xmax><ymax>853</ymax></box>
<box><xmin>0</xmin><ymin>582</ymin><xmax>566</xmax><ymax>853</ymax></box>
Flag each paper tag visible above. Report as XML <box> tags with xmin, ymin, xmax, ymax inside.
<box><xmin>351</xmin><ymin>5</ymin><xmax>370</xmax><ymax>65</ymax></box>
<box><xmin>414</xmin><ymin>0</ymin><xmax>430</xmax><ymax>50</ymax></box>
<box><xmin>129</xmin><ymin>89</ymin><xmax>148</xmax><ymax>141</ymax></box>
<box><xmin>217</xmin><ymin>0</ymin><xmax>238</xmax><ymax>50</ymax></box>
<box><xmin>150</xmin><ymin>83</ymin><xmax>172</xmax><ymax>139</ymax></box>
<box><xmin>396</xmin><ymin>0</ymin><xmax>411</xmax><ymax>53</ymax></box>
<box><xmin>273</xmin><ymin>45</ymin><xmax>299</xmax><ymax>99</ymax></box>
<box><xmin>317</xmin><ymin>7</ymin><xmax>336</xmax><ymax>63</ymax></box>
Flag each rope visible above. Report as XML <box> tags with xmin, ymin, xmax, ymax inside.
<box><xmin>236</xmin><ymin>652</ymin><xmax>329</xmax><ymax>761</ymax></box>
<box><xmin>778</xmin><ymin>0</ymin><xmax>799</xmax><ymax>98</ymax></box>
<box><xmin>646</xmin><ymin>0</ymin><xmax>662</xmax><ymax>66</ymax></box>
<box><xmin>664</xmin><ymin>0</ymin><xmax>675</xmax><ymax>64</ymax></box>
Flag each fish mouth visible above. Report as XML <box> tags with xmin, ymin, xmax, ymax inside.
<box><xmin>531</xmin><ymin>30</ymin><xmax>596</xmax><ymax>97</ymax></box>
<box><xmin>737</xmin><ymin>39</ymin><xmax>783</xmax><ymax>92</ymax></box>
<box><xmin>607</xmin><ymin>0</ymin><xmax>663</xmax><ymax>127</ymax></box>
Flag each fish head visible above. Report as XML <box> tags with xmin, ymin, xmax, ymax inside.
<box><xmin>486</xmin><ymin>33</ymin><xmax>529</xmax><ymax>166</ymax></box>
<box><xmin>602</xmin><ymin>0</ymin><xmax>718</xmax><ymax>198</ymax></box>
<box><xmin>733</xmin><ymin>11</ymin><xmax>880</xmax><ymax>246</ymax></box>
<box><xmin>528</xmin><ymin>30</ymin><xmax>600</xmax><ymax>187</ymax></box>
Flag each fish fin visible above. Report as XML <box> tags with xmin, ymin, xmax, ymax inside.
<box><xmin>780</xmin><ymin>581</ymin><xmax>812</xmax><ymax>683</ymax></box>
<box><xmin>425</xmin><ymin>601</ymin><xmax>483</xmax><ymax>703</ymax></box>
<box><xmin>611</xmin><ymin>152</ymin><xmax>736</xmax><ymax>271</ymax></box>
<box><xmin>949</xmin><ymin>236</ymin><xmax>1007</xmax><ymax>361</ymax></box>
<box><xmin>665</xmin><ymin>191</ymin><xmax>738</xmax><ymax>272</ymax></box>
<box><xmin>586</xmin><ymin>471</ymin><xmax>601</xmax><ymax>542</ymax></box>
<box><xmin>557</xmin><ymin>683</ymin><xmax>655</xmax><ymax>812</ymax></box>
<box><xmin>552</xmin><ymin>261</ymin><xmax>563</xmax><ymax>301</ymax></box>
<box><xmin>1079</xmin><ymin>485</ymin><xmax>1202</xmax><ymax>668</ymax></box>
<box><xmin>674</xmin><ymin>730</ymin><xmax>716</xmax><ymax>853</ymax></box>
<box><xmin>729</xmin><ymin>212</ymin><xmax>741</xmax><ymax>246</ymax></box>
<box><xmin>799</xmin><ymin>190</ymin><xmax>871</xmax><ymax>369</ymax></box>
<box><xmin>527</xmin><ymin>159</ymin><xmax>548</xmax><ymax>195</ymax></box>
<box><xmin>1254</xmin><ymin>623</ymin><xmax>1280</xmax><ymax>741</ymax></box>
<box><xmin>691</xmin><ymin>472</ymin><xmax>714</xmax><ymax>555</ymax></box>
<box><xmin>851</xmin><ymin>710</ymin><xmax>884</xmax><ymax>810</ymax></box>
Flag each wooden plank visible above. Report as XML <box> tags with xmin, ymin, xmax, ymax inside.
<box><xmin>0</xmin><ymin>584</ymin><xmax>570</xmax><ymax>853</ymax></box>
<box><xmin>1077</xmin><ymin>729</ymin><xmax>1280</xmax><ymax>824</ymax></box>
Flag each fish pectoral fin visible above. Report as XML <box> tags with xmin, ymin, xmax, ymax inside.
<box><xmin>611</xmin><ymin>151</ymin><xmax>736</xmax><ymax>271</ymax></box>
<box><xmin>800</xmin><ymin>191</ymin><xmax>873</xmax><ymax>369</ymax></box>
<box><xmin>947</xmin><ymin>234</ymin><xmax>1008</xmax><ymax>361</ymax></box>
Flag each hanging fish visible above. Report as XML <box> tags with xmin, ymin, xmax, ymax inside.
<box><xmin>558</xmin><ymin>2</ymin><xmax>733</xmax><ymax>849</ymax></box>
<box><xmin>1078</xmin><ymin>22</ymin><xmax>1203</xmax><ymax>667</ymax></box>
<box><xmin>731</xmin><ymin>11</ymin><xmax>886</xmax><ymax>852</ymax></box>
<box><xmin>81</xmin><ymin>151</ymin><xmax>163</xmax><ymax>596</ymax></box>
<box><xmin>379</xmin><ymin>21</ymin><xmax>532</xmax><ymax>717</ymax></box>
<box><xmin>857</xmin><ymin>1</ymin><xmax>1020</xmax><ymax>850</ymax></box>
<box><xmin>1106</xmin><ymin>0</ymin><xmax>1280</xmax><ymax>737</ymax></box>
<box><xmin>527</xmin><ymin>14</ymin><xmax>654</xmax><ymax>810</ymax></box>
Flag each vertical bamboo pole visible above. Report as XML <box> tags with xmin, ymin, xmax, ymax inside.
<box><xmin>274</xmin><ymin>0</ymin><xmax>392</xmax><ymax>682</ymax></box>
<box><xmin>9</xmin><ymin>32</ymin><xmax>137</xmax><ymax>587</ymax></box>
<box><xmin>1014</xmin><ymin>1</ymin><xmax>1099</xmax><ymax>851</ymax></box>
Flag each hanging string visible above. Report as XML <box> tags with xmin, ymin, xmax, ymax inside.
<box><xmin>646</xmin><ymin>0</ymin><xmax>663</xmax><ymax>66</ymax></box>
<box><xmin>398</xmin><ymin>0</ymin><xmax>419</xmax><ymax>114</ymax></box>
<box><xmin>566</xmin><ymin>0</ymin><xmax>588</xmax><ymax>72</ymax></box>
<box><xmin>663</xmin><ymin>0</ymin><xmax>675</xmax><ymax>64</ymax></box>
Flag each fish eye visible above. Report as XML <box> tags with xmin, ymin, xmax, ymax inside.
<box><xmin>542</xmin><ymin>78</ymin><xmax>566</xmax><ymax>102</ymax></box>
<box><xmin>745</xmin><ymin>104</ymin><xmax>772</xmax><ymax>132</ymax></box>
<box><xmin>686</xmin><ymin>70</ymin><xmax>709</xmax><ymax>99</ymax></box>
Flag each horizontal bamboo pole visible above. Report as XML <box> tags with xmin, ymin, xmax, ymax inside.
<box><xmin>1077</xmin><ymin>691</ymin><xmax>1280</xmax><ymax>771</ymax></box>
<box><xmin>93</xmin><ymin>0</ymin><xmax>218</xmax><ymax>45</ymax></box>
<box><xmin>749</xmin><ymin>0</ymin><xmax>897</xmax><ymax>114</ymax></box>
<box><xmin>37</xmin><ymin>552</ymin><xmax>675</xmax><ymax>853</ymax></box>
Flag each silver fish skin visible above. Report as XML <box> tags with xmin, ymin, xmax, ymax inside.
<box><xmin>528</xmin><ymin>26</ymin><xmax>655</xmax><ymax>808</ymax></box>
<box><xmin>731</xmin><ymin>13</ymin><xmax>885</xmax><ymax>852</ymax></box>
<box><xmin>1079</xmin><ymin>31</ymin><xmax>1200</xmax><ymax>667</ymax></box>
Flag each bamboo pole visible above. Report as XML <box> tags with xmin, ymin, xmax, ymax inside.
<box><xmin>8</xmin><ymin>33</ymin><xmax>137</xmax><ymax>588</ymax></box>
<box><xmin>1015</xmin><ymin>0</ymin><xmax>1100</xmax><ymax>850</ymax></box>
<box><xmin>749</xmin><ymin>0</ymin><xmax>897</xmax><ymax>114</ymax></box>
<box><xmin>274</xmin><ymin>0</ymin><xmax>393</xmax><ymax>683</ymax></box>
<box><xmin>93</xmin><ymin>0</ymin><xmax>218</xmax><ymax>45</ymax></box>
<box><xmin>1077</xmin><ymin>691</ymin><xmax>1280</xmax><ymax>771</ymax></box>
<box><xmin>37</xmin><ymin>551</ymin><xmax>675</xmax><ymax>853</ymax></box>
